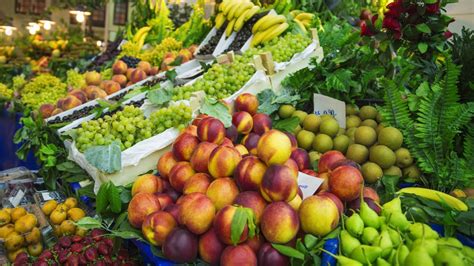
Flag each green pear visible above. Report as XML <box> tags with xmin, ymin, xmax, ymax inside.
<box><xmin>437</xmin><ymin>237</ymin><xmax>463</xmax><ymax>249</ymax></box>
<box><xmin>382</xmin><ymin>197</ymin><xmax>402</xmax><ymax>217</ymax></box>
<box><xmin>387</xmin><ymin>249</ymin><xmax>397</xmax><ymax>265</ymax></box>
<box><xmin>387</xmin><ymin>211</ymin><xmax>410</xmax><ymax>231</ymax></box>
<box><xmin>408</xmin><ymin>223</ymin><xmax>439</xmax><ymax>240</ymax></box>
<box><xmin>341</xmin><ymin>230</ymin><xmax>362</xmax><ymax>256</ymax></box>
<box><xmin>346</xmin><ymin>213</ymin><xmax>364</xmax><ymax>237</ymax></box>
<box><xmin>362</xmin><ymin>227</ymin><xmax>380</xmax><ymax>245</ymax></box>
<box><xmin>360</xmin><ymin>201</ymin><xmax>380</xmax><ymax>229</ymax></box>
<box><xmin>387</xmin><ymin>227</ymin><xmax>401</xmax><ymax>248</ymax></box>
<box><xmin>404</xmin><ymin>247</ymin><xmax>434</xmax><ymax>266</ymax></box>
<box><xmin>375</xmin><ymin>227</ymin><xmax>393</xmax><ymax>258</ymax></box>
<box><xmin>396</xmin><ymin>245</ymin><xmax>410</xmax><ymax>265</ymax></box>
<box><xmin>462</xmin><ymin>245</ymin><xmax>474</xmax><ymax>260</ymax></box>
<box><xmin>350</xmin><ymin>245</ymin><xmax>383</xmax><ymax>264</ymax></box>
<box><xmin>434</xmin><ymin>247</ymin><xmax>466</xmax><ymax>266</ymax></box>
<box><xmin>412</xmin><ymin>238</ymin><xmax>438</xmax><ymax>256</ymax></box>
<box><xmin>376</xmin><ymin>257</ymin><xmax>391</xmax><ymax>266</ymax></box>
<box><xmin>321</xmin><ymin>249</ymin><xmax>363</xmax><ymax>266</ymax></box>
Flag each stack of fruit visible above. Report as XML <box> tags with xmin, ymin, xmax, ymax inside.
<box><xmin>0</xmin><ymin>82</ymin><xmax>13</xmax><ymax>100</ymax></box>
<box><xmin>124</xmin><ymin>93</ymin><xmax>382</xmax><ymax>264</ymax></box>
<box><xmin>244</xmin><ymin>32</ymin><xmax>312</xmax><ymax>62</ymax></box>
<box><xmin>278</xmin><ymin>104</ymin><xmax>420</xmax><ymax>183</ymax></box>
<box><xmin>251</xmin><ymin>13</ymin><xmax>289</xmax><ymax>47</ymax></box>
<box><xmin>21</xmin><ymin>74</ymin><xmax>67</xmax><ymax>111</ymax></box>
<box><xmin>39</xmin><ymin>58</ymin><xmax>158</xmax><ymax>119</ymax></box>
<box><xmin>345</xmin><ymin>105</ymin><xmax>421</xmax><ymax>183</ymax></box>
<box><xmin>291</xmin><ymin>11</ymin><xmax>315</xmax><ymax>33</ymax></box>
<box><xmin>215</xmin><ymin>0</ymin><xmax>261</xmax><ymax>37</ymax></box>
<box><xmin>0</xmin><ymin>206</ymin><xmax>44</xmax><ymax>262</ymax></box>
<box><xmin>74</xmin><ymin>103</ymin><xmax>192</xmax><ymax>152</ymax></box>
<box><xmin>12</xmin><ymin>229</ymin><xmax>139</xmax><ymax>266</ymax></box>
<box><xmin>333</xmin><ymin>196</ymin><xmax>474</xmax><ymax>265</ymax></box>
<box><xmin>41</xmin><ymin>198</ymin><xmax>86</xmax><ymax>238</ymax></box>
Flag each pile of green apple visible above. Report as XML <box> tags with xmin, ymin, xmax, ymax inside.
<box><xmin>333</xmin><ymin>197</ymin><xmax>474</xmax><ymax>265</ymax></box>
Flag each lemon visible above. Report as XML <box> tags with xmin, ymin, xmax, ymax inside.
<box><xmin>41</xmin><ymin>200</ymin><xmax>58</xmax><ymax>216</ymax></box>
<box><xmin>67</xmin><ymin>208</ymin><xmax>86</xmax><ymax>222</ymax></box>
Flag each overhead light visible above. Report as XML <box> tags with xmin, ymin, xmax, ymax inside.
<box><xmin>39</xmin><ymin>19</ymin><xmax>55</xmax><ymax>30</ymax></box>
<box><xmin>70</xmin><ymin>7</ymin><xmax>91</xmax><ymax>23</ymax></box>
<box><xmin>26</xmin><ymin>26</ymin><xmax>37</xmax><ymax>35</ymax></box>
<box><xmin>0</xmin><ymin>26</ymin><xmax>17</xmax><ymax>36</ymax></box>
<box><xmin>96</xmin><ymin>40</ymin><xmax>102</xmax><ymax>47</ymax></box>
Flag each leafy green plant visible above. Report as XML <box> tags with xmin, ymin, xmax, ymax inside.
<box><xmin>450</xmin><ymin>27</ymin><xmax>474</xmax><ymax>103</ymax></box>
<box><xmin>379</xmin><ymin>56</ymin><xmax>474</xmax><ymax>192</ymax></box>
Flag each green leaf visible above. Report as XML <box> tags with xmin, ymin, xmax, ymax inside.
<box><xmin>75</xmin><ymin>217</ymin><xmax>103</xmax><ymax>229</ymax></box>
<box><xmin>84</xmin><ymin>142</ymin><xmax>122</xmax><ymax>174</ymax></box>
<box><xmin>120</xmin><ymin>189</ymin><xmax>132</xmax><ymax>204</ymax></box>
<box><xmin>201</xmin><ymin>97</ymin><xmax>232</xmax><ymax>127</ymax></box>
<box><xmin>165</xmin><ymin>69</ymin><xmax>178</xmax><ymax>82</ymax></box>
<box><xmin>148</xmin><ymin>86</ymin><xmax>172</xmax><ymax>107</ymax></box>
<box><xmin>418</xmin><ymin>43</ymin><xmax>428</xmax><ymax>54</ymax></box>
<box><xmin>109</xmin><ymin>184</ymin><xmax>122</xmax><ymax>213</ymax></box>
<box><xmin>304</xmin><ymin>234</ymin><xmax>319</xmax><ymax>250</ymax></box>
<box><xmin>296</xmin><ymin>238</ymin><xmax>307</xmax><ymax>253</ymax></box>
<box><xmin>416</xmin><ymin>23</ymin><xmax>432</xmax><ymax>34</ymax></box>
<box><xmin>424</xmin><ymin>0</ymin><xmax>438</xmax><ymax>3</ymax></box>
<box><xmin>271</xmin><ymin>244</ymin><xmax>305</xmax><ymax>260</ymax></box>
<box><xmin>96</xmin><ymin>182</ymin><xmax>110</xmax><ymax>214</ymax></box>
<box><xmin>109</xmin><ymin>229</ymin><xmax>145</xmax><ymax>241</ymax></box>
<box><xmin>274</xmin><ymin>117</ymin><xmax>300</xmax><ymax>133</ymax></box>
<box><xmin>230</xmin><ymin>207</ymin><xmax>248</xmax><ymax>245</ymax></box>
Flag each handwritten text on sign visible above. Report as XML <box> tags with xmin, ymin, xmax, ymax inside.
<box><xmin>297</xmin><ymin>172</ymin><xmax>324</xmax><ymax>199</ymax></box>
<box><xmin>313</xmin><ymin>93</ymin><xmax>346</xmax><ymax>128</ymax></box>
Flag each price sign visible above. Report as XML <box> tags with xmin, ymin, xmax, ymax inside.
<box><xmin>297</xmin><ymin>172</ymin><xmax>324</xmax><ymax>199</ymax></box>
<box><xmin>313</xmin><ymin>93</ymin><xmax>346</xmax><ymax>128</ymax></box>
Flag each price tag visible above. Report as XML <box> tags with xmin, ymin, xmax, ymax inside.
<box><xmin>297</xmin><ymin>172</ymin><xmax>324</xmax><ymax>199</ymax></box>
<box><xmin>313</xmin><ymin>93</ymin><xmax>346</xmax><ymax>128</ymax></box>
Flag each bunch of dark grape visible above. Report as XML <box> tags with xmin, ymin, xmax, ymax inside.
<box><xmin>120</xmin><ymin>56</ymin><xmax>141</xmax><ymax>68</ymax></box>
<box><xmin>197</xmin><ymin>23</ymin><xmax>227</xmax><ymax>56</ymax></box>
<box><xmin>225</xmin><ymin>11</ymin><xmax>269</xmax><ymax>53</ymax></box>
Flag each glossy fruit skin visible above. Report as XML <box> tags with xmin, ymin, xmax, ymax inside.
<box><xmin>258</xmin><ymin>242</ymin><xmax>290</xmax><ymax>266</ymax></box>
<box><xmin>220</xmin><ymin>244</ymin><xmax>257</xmax><ymax>266</ymax></box>
<box><xmin>162</xmin><ymin>228</ymin><xmax>198</xmax><ymax>263</ymax></box>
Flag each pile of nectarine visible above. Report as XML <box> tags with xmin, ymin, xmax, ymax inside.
<box><xmin>125</xmin><ymin>93</ymin><xmax>380</xmax><ymax>265</ymax></box>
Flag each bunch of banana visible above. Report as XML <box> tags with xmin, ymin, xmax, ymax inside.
<box><xmin>293</xmin><ymin>12</ymin><xmax>315</xmax><ymax>33</ymax></box>
<box><xmin>397</xmin><ymin>187</ymin><xmax>469</xmax><ymax>212</ymax></box>
<box><xmin>132</xmin><ymin>26</ymin><xmax>152</xmax><ymax>49</ymax></box>
<box><xmin>216</xmin><ymin>0</ymin><xmax>261</xmax><ymax>37</ymax></box>
<box><xmin>251</xmin><ymin>14</ymin><xmax>288</xmax><ymax>47</ymax></box>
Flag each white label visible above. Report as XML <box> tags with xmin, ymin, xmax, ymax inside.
<box><xmin>313</xmin><ymin>93</ymin><xmax>346</xmax><ymax>128</ymax></box>
<box><xmin>297</xmin><ymin>172</ymin><xmax>324</xmax><ymax>199</ymax></box>
<box><xmin>9</xmin><ymin>189</ymin><xmax>25</xmax><ymax>207</ymax></box>
<box><xmin>41</xmin><ymin>192</ymin><xmax>54</xmax><ymax>201</ymax></box>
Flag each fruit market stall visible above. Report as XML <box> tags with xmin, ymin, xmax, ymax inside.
<box><xmin>1</xmin><ymin>0</ymin><xmax>474</xmax><ymax>265</ymax></box>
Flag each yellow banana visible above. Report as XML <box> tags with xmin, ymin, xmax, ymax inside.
<box><xmin>137</xmin><ymin>31</ymin><xmax>148</xmax><ymax>49</ymax></box>
<box><xmin>397</xmin><ymin>187</ymin><xmax>468</xmax><ymax>211</ymax></box>
<box><xmin>132</xmin><ymin>26</ymin><xmax>151</xmax><ymax>43</ymax></box>
<box><xmin>260</xmin><ymin>22</ymin><xmax>289</xmax><ymax>43</ymax></box>
<box><xmin>234</xmin><ymin>6</ymin><xmax>256</xmax><ymax>32</ymax></box>
<box><xmin>226</xmin><ymin>18</ymin><xmax>236</xmax><ymax>37</ymax></box>
<box><xmin>250</xmin><ymin>31</ymin><xmax>265</xmax><ymax>47</ymax></box>
<box><xmin>294</xmin><ymin>19</ymin><xmax>307</xmax><ymax>33</ymax></box>
<box><xmin>245</xmin><ymin>6</ymin><xmax>260</xmax><ymax>20</ymax></box>
<box><xmin>215</xmin><ymin>13</ymin><xmax>226</xmax><ymax>29</ymax></box>
<box><xmin>301</xmin><ymin>20</ymin><xmax>311</xmax><ymax>27</ymax></box>
<box><xmin>223</xmin><ymin>0</ymin><xmax>238</xmax><ymax>16</ymax></box>
<box><xmin>219</xmin><ymin>0</ymin><xmax>228</xmax><ymax>12</ymax></box>
<box><xmin>252</xmin><ymin>15</ymin><xmax>270</xmax><ymax>33</ymax></box>
<box><xmin>295</xmin><ymin>13</ymin><xmax>315</xmax><ymax>21</ymax></box>
<box><xmin>233</xmin><ymin>2</ymin><xmax>253</xmax><ymax>20</ymax></box>
<box><xmin>227</xmin><ymin>0</ymin><xmax>243</xmax><ymax>19</ymax></box>
<box><xmin>257</xmin><ymin>15</ymin><xmax>286</xmax><ymax>33</ymax></box>
<box><xmin>290</xmin><ymin>10</ymin><xmax>304</xmax><ymax>17</ymax></box>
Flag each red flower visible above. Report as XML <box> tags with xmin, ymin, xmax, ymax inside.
<box><xmin>444</xmin><ymin>31</ymin><xmax>453</xmax><ymax>39</ymax></box>
<box><xmin>382</xmin><ymin>16</ymin><xmax>402</xmax><ymax>39</ymax></box>
<box><xmin>360</xmin><ymin>20</ymin><xmax>375</xmax><ymax>36</ymax></box>
<box><xmin>426</xmin><ymin>2</ymin><xmax>440</xmax><ymax>14</ymax></box>
<box><xmin>386</xmin><ymin>0</ymin><xmax>404</xmax><ymax>18</ymax></box>
<box><xmin>371</xmin><ymin>15</ymin><xmax>379</xmax><ymax>25</ymax></box>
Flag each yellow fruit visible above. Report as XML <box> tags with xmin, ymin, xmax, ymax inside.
<box><xmin>7</xmin><ymin>248</ymin><xmax>26</xmax><ymax>262</ymax></box>
<box><xmin>75</xmin><ymin>227</ymin><xmax>88</xmax><ymax>237</ymax></box>
<box><xmin>42</xmin><ymin>200</ymin><xmax>58</xmax><ymax>216</ymax></box>
<box><xmin>25</xmin><ymin>227</ymin><xmax>41</xmax><ymax>244</ymax></box>
<box><xmin>0</xmin><ymin>209</ymin><xmax>11</xmax><ymax>226</ymax></box>
<box><xmin>59</xmin><ymin>220</ymin><xmax>76</xmax><ymax>236</ymax></box>
<box><xmin>0</xmin><ymin>224</ymin><xmax>15</xmax><ymax>238</ymax></box>
<box><xmin>14</xmin><ymin>214</ymin><xmax>37</xmax><ymax>233</ymax></box>
<box><xmin>64</xmin><ymin>197</ymin><xmax>78</xmax><ymax>209</ymax></box>
<box><xmin>3</xmin><ymin>208</ymin><xmax>12</xmax><ymax>215</ymax></box>
<box><xmin>67</xmin><ymin>208</ymin><xmax>86</xmax><ymax>222</ymax></box>
<box><xmin>11</xmin><ymin>207</ymin><xmax>27</xmax><ymax>222</ymax></box>
<box><xmin>50</xmin><ymin>210</ymin><xmax>67</xmax><ymax>225</ymax></box>
<box><xmin>55</xmin><ymin>203</ymin><xmax>69</xmax><ymax>212</ymax></box>
<box><xmin>5</xmin><ymin>231</ymin><xmax>25</xmax><ymax>251</ymax></box>
<box><xmin>28</xmin><ymin>242</ymin><xmax>43</xmax><ymax>257</ymax></box>
<box><xmin>52</xmin><ymin>225</ymin><xmax>62</xmax><ymax>237</ymax></box>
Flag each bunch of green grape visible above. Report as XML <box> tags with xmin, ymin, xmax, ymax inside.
<box><xmin>139</xmin><ymin>37</ymin><xmax>183</xmax><ymax>66</ymax></box>
<box><xmin>100</xmin><ymin>68</ymin><xmax>113</xmax><ymax>81</ymax></box>
<box><xmin>66</xmin><ymin>69</ymin><xmax>86</xmax><ymax>89</ymax></box>
<box><xmin>243</xmin><ymin>33</ymin><xmax>312</xmax><ymax>63</ymax></box>
<box><xmin>0</xmin><ymin>83</ymin><xmax>13</xmax><ymax>100</ymax></box>
<box><xmin>12</xmin><ymin>75</ymin><xmax>26</xmax><ymax>92</ymax></box>
<box><xmin>21</xmin><ymin>74</ymin><xmax>67</xmax><ymax>110</ymax></box>
<box><xmin>75</xmin><ymin>104</ymin><xmax>192</xmax><ymax>152</ymax></box>
<box><xmin>149</xmin><ymin>103</ymin><xmax>193</xmax><ymax>133</ymax></box>
<box><xmin>172</xmin><ymin>55</ymin><xmax>255</xmax><ymax>101</ymax></box>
